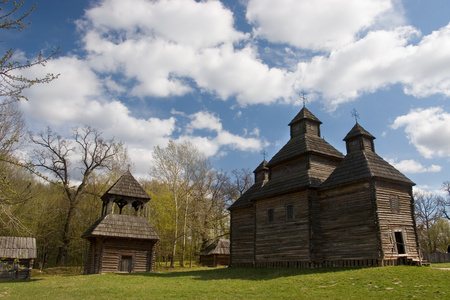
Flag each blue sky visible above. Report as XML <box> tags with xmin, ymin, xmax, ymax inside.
<box><xmin>3</xmin><ymin>0</ymin><xmax>450</xmax><ymax>194</ymax></box>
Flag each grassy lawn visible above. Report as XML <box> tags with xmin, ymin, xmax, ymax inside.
<box><xmin>1</xmin><ymin>265</ymin><xmax>449</xmax><ymax>299</ymax></box>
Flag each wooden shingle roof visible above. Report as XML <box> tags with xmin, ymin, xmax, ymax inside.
<box><xmin>200</xmin><ymin>239</ymin><xmax>230</xmax><ymax>256</ymax></box>
<box><xmin>82</xmin><ymin>214</ymin><xmax>159</xmax><ymax>240</ymax></box>
<box><xmin>344</xmin><ymin>123</ymin><xmax>375</xmax><ymax>141</ymax></box>
<box><xmin>321</xmin><ymin>150</ymin><xmax>414</xmax><ymax>188</ymax></box>
<box><xmin>267</xmin><ymin>134</ymin><xmax>344</xmax><ymax>167</ymax></box>
<box><xmin>102</xmin><ymin>171</ymin><xmax>150</xmax><ymax>201</ymax></box>
<box><xmin>0</xmin><ymin>237</ymin><xmax>36</xmax><ymax>259</ymax></box>
<box><xmin>288</xmin><ymin>107</ymin><xmax>322</xmax><ymax>126</ymax></box>
<box><xmin>228</xmin><ymin>182</ymin><xmax>262</xmax><ymax>210</ymax></box>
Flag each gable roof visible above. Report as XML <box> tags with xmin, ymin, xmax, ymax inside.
<box><xmin>321</xmin><ymin>150</ymin><xmax>415</xmax><ymax>188</ymax></box>
<box><xmin>0</xmin><ymin>237</ymin><xmax>36</xmax><ymax>259</ymax></box>
<box><xmin>200</xmin><ymin>239</ymin><xmax>230</xmax><ymax>256</ymax></box>
<box><xmin>82</xmin><ymin>214</ymin><xmax>159</xmax><ymax>240</ymax></box>
<box><xmin>102</xmin><ymin>171</ymin><xmax>150</xmax><ymax>201</ymax></box>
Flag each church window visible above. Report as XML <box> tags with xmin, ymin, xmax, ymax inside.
<box><xmin>267</xmin><ymin>208</ymin><xmax>274</xmax><ymax>224</ymax></box>
<box><xmin>286</xmin><ymin>204</ymin><xmax>294</xmax><ymax>221</ymax></box>
<box><xmin>390</xmin><ymin>196</ymin><xmax>400</xmax><ymax>213</ymax></box>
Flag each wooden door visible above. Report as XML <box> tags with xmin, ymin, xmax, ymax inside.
<box><xmin>119</xmin><ymin>255</ymin><xmax>133</xmax><ymax>272</ymax></box>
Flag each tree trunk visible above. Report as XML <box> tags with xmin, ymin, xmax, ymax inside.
<box><xmin>56</xmin><ymin>201</ymin><xmax>76</xmax><ymax>266</ymax></box>
<box><xmin>170</xmin><ymin>194</ymin><xmax>179</xmax><ymax>268</ymax></box>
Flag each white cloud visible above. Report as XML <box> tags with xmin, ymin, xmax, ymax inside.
<box><xmin>246</xmin><ymin>0</ymin><xmax>395</xmax><ymax>51</ymax></box>
<box><xmin>80</xmin><ymin>0</ymin><xmax>295</xmax><ymax>106</ymax></box>
<box><xmin>387</xmin><ymin>159</ymin><xmax>442</xmax><ymax>174</ymax></box>
<box><xmin>400</xmin><ymin>24</ymin><xmax>450</xmax><ymax>98</ymax></box>
<box><xmin>187</xmin><ymin>111</ymin><xmax>222</xmax><ymax>133</ymax></box>
<box><xmin>180</xmin><ymin>110</ymin><xmax>267</xmax><ymax>157</ymax></box>
<box><xmin>391</xmin><ymin>107</ymin><xmax>450</xmax><ymax>158</ymax></box>
<box><xmin>84</xmin><ymin>0</ymin><xmax>246</xmax><ymax>48</ymax></box>
<box><xmin>296</xmin><ymin>26</ymin><xmax>420</xmax><ymax>108</ymax></box>
<box><xmin>19</xmin><ymin>56</ymin><xmax>103</xmax><ymax>126</ymax></box>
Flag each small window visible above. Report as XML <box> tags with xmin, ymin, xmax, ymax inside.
<box><xmin>390</xmin><ymin>196</ymin><xmax>400</xmax><ymax>213</ymax></box>
<box><xmin>267</xmin><ymin>208</ymin><xmax>274</xmax><ymax>224</ymax></box>
<box><xmin>286</xmin><ymin>204</ymin><xmax>294</xmax><ymax>221</ymax></box>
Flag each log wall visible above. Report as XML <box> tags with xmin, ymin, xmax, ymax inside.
<box><xmin>230</xmin><ymin>206</ymin><xmax>254</xmax><ymax>266</ymax></box>
<box><xmin>375</xmin><ymin>181</ymin><xmax>420</xmax><ymax>261</ymax></box>
<box><xmin>318</xmin><ymin>181</ymin><xmax>380</xmax><ymax>261</ymax></box>
<box><xmin>85</xmin><ymin>237</ymin><xmax>157</xmax><ymax>274</ymax></box>
<box><xmin>254</xmin><ymin>191</ymin><xmax>310</xmax><ymax>262</ymax></box>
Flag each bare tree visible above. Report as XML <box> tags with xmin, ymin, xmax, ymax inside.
<box><xmin>230</xmin><ymin>168</ymin><xmax>254</xmax><ymax>201</ymax></box>
<box><xmin>414</xmin><ymin>191</ymin><xmax>444</xmax><ymax>252</ymax></box>
<box><xmin>441</xmin><ymin>181</ymin><xmax>450</xmax><ymax>220</ymax></box>
<box><xmin>1</xmin><ymin>0</ymin><xmax>60</xmax><ymax>102</ymax></box>
<box><xmin>30</xmin><ymin>125</ymin><xmax>125</xmax><ymax>266</ymax></box>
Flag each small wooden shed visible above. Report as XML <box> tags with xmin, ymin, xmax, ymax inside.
<box><xmin>0</xmin><ymin>237</ymin><xmax>36</xmax><ymax>280</ymax></box>
<box><xmin>82</xmin><ymin>171</ymin><xmax>159</xmax><ymax>274</ymax></box>
<box><xmin>199</xmin><ymin>239</ymin><xmax>230</xmax><ymax>267</ymax></box>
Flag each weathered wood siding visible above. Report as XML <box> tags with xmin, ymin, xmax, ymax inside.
<box><xmin>318</xmin><ymin>182</ymin><xmax>380</xmax><ymax>261</ymax></box>
<box><xmin>85</xmin><ymin>238</ymin><xmax>156</xmax><ymax>274</ymax></box>
<box><xmin>0</xmin><ymin>259</ymin><xmax>33</xmax><ymax>280</ymax></box>
<box><xmin>270</xmin><ymin>159</ymin><xmax>307</xmax><ymax>180</ymax></box>
<box><xmin>254</xmin><ymin>191</ymin><xmax>310</xmax><ymax>262</ymax></box>
<box><xmin>309</xmin><ymin>155</ymin><xmax>342</xmax><ymax>184</ymax></box>
<box><xmin>230</xmin><ymin>207</ymin><xmax>254</xmax><ymax>266</ymax></box>
<box><xmin>375</xmin><ymin>181</ymin><xmax>420</xmax><ymax>261</ymax></box>
<box><xmin>200</xmin><ymin>254</ymin><xmax>230</xmax><ymax>267</ymax></box>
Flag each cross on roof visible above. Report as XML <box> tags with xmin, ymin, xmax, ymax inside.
<box><xmin>351</xmin><ymin>108</ymin><xmax>360</xmax><ymax>124</ymax></box>
<box><xmin>260</xmin><ymin>148</ymin><xmax>268</xmax><ymax>161</ymax></box>
<box><xmin>301</xmin><ymin>91</ymin><xmax>307</xmax><ymax>108</ymax></box>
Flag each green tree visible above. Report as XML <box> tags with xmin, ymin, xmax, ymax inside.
<box><xmin>427</xmin><ymin>219</ymin><xmax>450</xmax><ymax>253</ymax></box>
<box><xmin>151</xmin><ymin>140</ymin><xmax>212</xmax><ymax>267</ymax></box>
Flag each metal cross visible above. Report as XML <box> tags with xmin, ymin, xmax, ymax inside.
<box><xmin>351</xmin><ymin>109</ymin><xmax>360</xmax><ymax>124</ymax></box>
<box><xmin>301</xmin><ymin>91</ymin><xmax>307</xmax><ymax>108</ymax></box>
<box><xmin>260</xmin><ymin>148</ymin><xmax>268</xmax><ymax>161</ymax></box>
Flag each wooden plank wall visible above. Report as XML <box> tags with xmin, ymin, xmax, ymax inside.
<box><xmin>309</xmin><ymin>155</ymin><xmax>342</xmax><ymax>184</ymax></box>
<box><xmin>318</xmin><ymin>182</ymin><xmax>380</xmax><ymax>261</ymax></box>
<box><xmin>254</xmin><ymin>191</ymin><xmax>310</xmax><ymax>262</ymax></box>
<box><xmin>85</xmin><ymin>238</ymin><xmax>156</xmax><ymax>273</ymax></box>
<box><xmin>0</xmin><ymin>259</ymin><xmax>32</xmax><ymax>280</ymax></box>
<box><xmin>230</xmin><ymin>207</ymin><xmax>254</xmax><ymax>265</ymax></box>
<box><xmin>375</xmin><ymin>181</ymin><xmax>420</xmax><ymax>261</ymax></box>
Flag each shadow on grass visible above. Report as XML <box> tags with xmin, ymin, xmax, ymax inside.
<box><xmin>117</xmin><ymin>266</ymin><xmax>365</xmax><ymax>281</ymax></box>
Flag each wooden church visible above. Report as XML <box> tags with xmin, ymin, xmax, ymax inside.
<box><xmin>229</xmin><ymin>107</ymin><xmax>421</xmax><ymax>268</ymax></box>
<box><xmin>82</xmin><ymin>171</ymin><xmax>159</xmax><ymax>274</ymax></box>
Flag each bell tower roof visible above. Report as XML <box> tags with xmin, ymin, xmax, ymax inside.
<box><xmin>288</xmin><ymin>107</ymin><xmax>322</xmax><ymax>139</ymax></box>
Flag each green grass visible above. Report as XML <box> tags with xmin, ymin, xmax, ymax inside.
<box><xmin>1</xmin><ymin>265</ymin><xmax>449</xmax><ymax>299</ymax></box>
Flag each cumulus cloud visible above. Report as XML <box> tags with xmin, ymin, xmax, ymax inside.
<box><xmin>295</xmin><ymin>22</ymin><xmax>450</xmax><ymax>107</ymax></box>
<box><xmin>80</xmin><ymin>0</ymin><xmax>295</xmax><ymax>105</ymax></box>
<box><xmin>387</xmin><ymin>159</ymin><xmax>442</xmax><ymax>174</ymax></box>
<box><xmin>247</xmin><ymin>0</ymin><xmax>394</xmax><ymax>51</ymax></box>
<box><xmin>180</xmin><ymin>110</ymin><xmax>267</xmax><ymax>157</ymax></box>
<box><xmin>83</xmin><ymin>0</ymin><xmax>246</xmax><ymax>48</ymax></box>
<box><xmin>391</xmin><ymin>107</ymin><xmax>450</xmax><ymax>158</ymax></box>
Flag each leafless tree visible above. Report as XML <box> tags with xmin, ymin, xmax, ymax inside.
<box><xmin>1</xmin><ymin>0</ymin><xmax>60</xmax><ymax>102</ymax></box>
<box><xmin>30</xmin><ymin>125</ymin><xmax>125</xmax><ymax>266</ymax></box>
<box><xmin>414</xmin><ymin>191</ymin><xmax>445</xmax><ymax>252</ymax></box>
<box><xmin>441</xmin><ymin>181</ymin><xmax>450</xmax><ymax>220</ymax></box>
